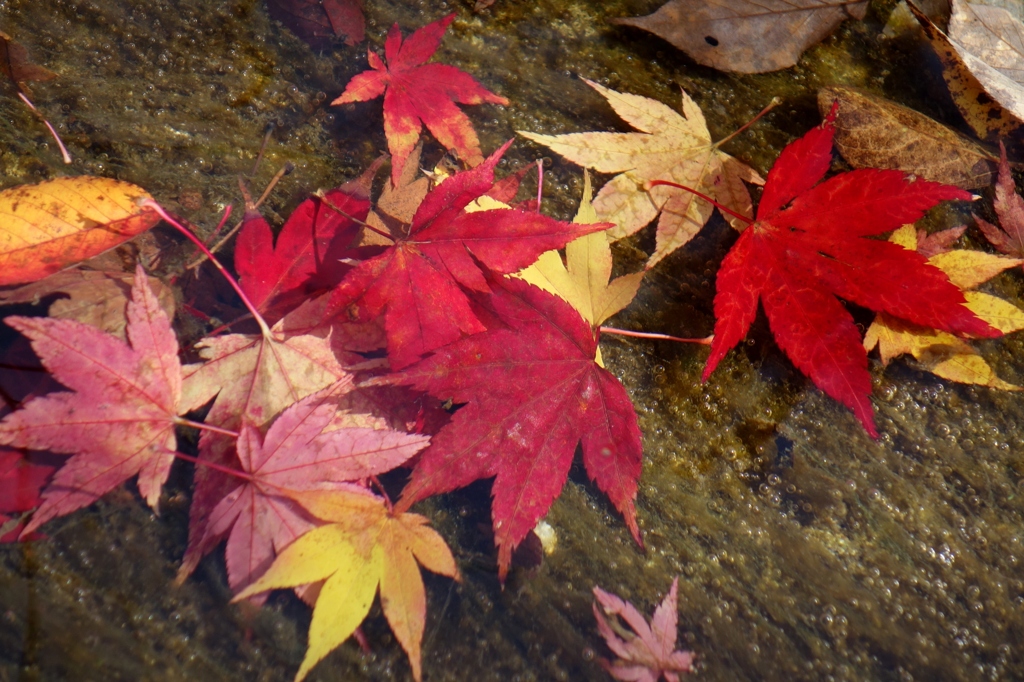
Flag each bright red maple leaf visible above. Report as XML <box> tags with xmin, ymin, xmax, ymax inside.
<box><xmin>235</xmin><ymin>162</ymin><xmax>379</xmax><ymax>320</ymax></box>
<box><xmin>199</xmin><ymin>386</ymin><xmax>429</xmax><ymax>596</ymax></box>
<box><xmin>390</xmin><ymin>274</ymin><xmax>643</xmax><ymax>580</ymax></box>
<box><xmin>0</xmin><ymin>448</ymin><xmax>54</xmax><ymax>541</ymax></box>
<box><xmin>703</xmin><ymin>103</ymin><xmax>998</xmax><ymax>437</ymax></box>
<box><xmin>325</xmin><ymin>140</ymin><xmax>613</xmax><ymax>369</ymax></box>
<box><xmin>332</xmin><ymin>13</ymin><xmax>509</xmax><ymax>186</ymax></box>
<box><xmin>0</xmin><ymin>266</ymin><xmax>184</xmax><ymax>535</ymax></box>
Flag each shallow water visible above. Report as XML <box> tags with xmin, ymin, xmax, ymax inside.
<box><xmin>2</xmin><ymin>0</ymin><xmax>1024</xmax><ymax>680</ymax></box>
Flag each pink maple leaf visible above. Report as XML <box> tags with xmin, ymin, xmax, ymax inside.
<box><xmin>201</xmin><ymin>385</ymin><xmax>429</xmax><ymax>597</ymax></box>
<box><xmin>593</xmin><ymin>577</ymin><xmax>695</xmax><ymax>682</ymax></box>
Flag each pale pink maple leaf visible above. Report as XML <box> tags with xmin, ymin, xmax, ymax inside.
<box><xmin>203</xmin><ymin>386</ymin><xmax>430</xmax><ymax>599</ymax></box>
<box><xmin>593</xmin><ymin>577</ymin><xmax>695</xmax><ymax>682</ymax></box>
<box><xmin>0</xmin><ymin>265</ymin><xmax>182</xmax><ymax>536</ymax></box>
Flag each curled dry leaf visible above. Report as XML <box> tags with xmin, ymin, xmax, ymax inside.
<box><xmin>364</xmin><ymin>142</ymin><xmax>430</xmax><ymax>244</ymax></box>
<box><xmin>0</xmin><ymin>177</ymin><xmax>160</xmax><ymax>286</ymax></box>
<box><xmin>234</xmin><ymin>487</ymin><xmax>458</xmax><ymax>682</ymax></box>
<box><xmin>613</xmin><ymin>0</ymin><xmax>868</xmax><ymax>74</ymax></box>
<box><xmin>818</xmin><ymin>86</ymin><xmax>997</xmax><ymax>189</ymax></box>
<box><xmin>910</xmin><ymin>0</ymin><xmax>1024</xmax><ymax>139</ymax></box>
<box><xmin>864</xmin><ymin>225</ymin><xmax>1024</xmax><ymax>389</ymax></box>
<box><xmin>519</xmin><ymin>80</ymin><xmax>763</xmax><ymax>268</ymax></box>
<box><xmin>949</xmin><ymin>0</ymin><xmax>1024</xmax><ymax>128</ymax></box>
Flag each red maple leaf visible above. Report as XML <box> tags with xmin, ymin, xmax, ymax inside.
<box><xmin>200</xmin><ymin>386</ymin><xmax>429</xmax><ymax>596</ymax></box>
<box><xmin>332</xmin><ymin>13</ymin><xmax>509</xmax><ymax>186</ymax></box>
<box><xmin>235</xmin><ymin>162</ymin><xmax>379</xmax><ymax>320</ymax></box>
<box><xmin>390</xmin><ymin>274</ymin><xmax>643</xmax><ymax>580</ymax></box>
<box><xmin>325</xmin><ymin>140</ymin><xmax>613</xmax><ymax>369</ymax></box>
<box><xmin>0</xmin><ymin>448</ymin><xmax>54</xmax><ymax>542</ymax></box>
<box><xmin>703</xmin><ymin>103</ymin><xmax>998</xmax><ymax>436</ymax></box>
<box><xmin>0</xmin><ymin>266</ymin><xmax>184</xmax><ymax>535</ymax></box>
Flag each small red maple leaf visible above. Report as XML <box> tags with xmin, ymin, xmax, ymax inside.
<box><xmin>326</xmin><ymin>140</ymin><xmax>613</xmax><ymax>369</ymax></box>
<box><xmin>390</xmin><ymin>274</ymin><xmax>643</xmax><ymax>580</ymax></box>
<box><xmin>593</xmin><ymin>577</ymin><xmax>695</xmax><ymax>682</ymax></box>
<box><xmin>332</xmin><ymin>13</ymin><xmax>509</xmax><ymax>186</ymax></box>
<box><xmin>0</xmin><ymin>266</ymin><xmax>184</xmax><ymax>535</ymax></box>
<box><xmin>200</xmin><ymin>386</ymin><xmax>428</xmax><ymax>597</ymax></box>
<box><xmin>235</xmin><ymin>161</ymin><xmax>380</xmax><ymax>320</ymax></box>
<box><xmin>703</xmin><ymin>103</ymin><xmax>998</xmax><ymax>436</ymax></box>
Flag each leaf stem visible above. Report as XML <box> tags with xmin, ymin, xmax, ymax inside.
<box><xmin>318</xmin><ymin>193</ymin><xmax>395</xmax><ymax>243</ymax></box>
<box><xmin>370</xmin><ymin>475</ymin><xmax>394</xmax><ymax>513</ymax></box>
<box><xmin>716</xmin><ymin>96</ymin><xmax>781</xmax><ymax>148</ymax></box>
<box><xmin>600</xmin><ymin>326</ymin><xmax>713</xmax><ymax>346</ymax></box>
<box><xmin>170</xmin><ymin>449</ymin><xmax>253</xmax><ymax>482</ymax></box>
<box><xmin>18</xmin><ymin>92</ymin><xmax>72</xmax><ymax>164</ymax></box>
<box><xmin>646</xmin><ymin>180</ymin><xmax>753</xmax><ymax>226</ymax></box>
<box><xmin>141</xmin><ymin>199</ymin><xmax>273</xmax><ymax>338</ymax></box>
<box><xmin>175</xmin><ymin>417</ymin><xmax>240</xmax><ymax>439</ymax></box>
<box><xmin>536</xmin><ymin>159</ymin><xmax>543</xmax><ymax>212</ymax></box>
<box><xmin>185</xmin><ymin>165</ymin><xmax>292</xmax><ymax>271</ymax></box>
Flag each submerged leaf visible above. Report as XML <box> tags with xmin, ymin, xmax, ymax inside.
<box><xmin>593</xmin><ymin>577</ymin><xmax>695</xmax><ymax>682</ymax></box>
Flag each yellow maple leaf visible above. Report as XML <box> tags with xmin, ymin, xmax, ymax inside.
<box><xmin>518</xmin><ymin>79</ymin><xmax>763</xmax><ymax>268</ymax></box>
<box><xmin>517</xmin><ymin>171</ymin><xmax>644</xmax><ymax>366</ymax></box>
<box><xmin>233</xmin><ymin>487</ymin><xmax>458</xmax><ymax>682</ymax></box>
<box><xmin>864</xmin><ymin>225</ymin><xmax>1024</xmax><ymax>389</ymax></box>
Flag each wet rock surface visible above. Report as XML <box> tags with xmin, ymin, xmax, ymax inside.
<box><xmin>1</xmin><ymin>0</ymin><xmax>1023</xmax><ymax>680</ymax></box>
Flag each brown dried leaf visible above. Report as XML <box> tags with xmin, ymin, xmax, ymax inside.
<box><xmin>0</xmin><ymin>270</ymin><xmax>175</xmax><ymax>342</ymax></box>
<box><xmin>364</xmin><ymin>142</ymin><xmax>429</xmax><ymax>245</ymax></box>
<box><xmin>613</xmin><ymin>0</ymin><xmax>868</xmax><ymax>74</ymax></box>
<box><xmin>949</xmin><ymin>0</ymin><xmax>1024</xmax><ymax>121</ymax></box>
<box><xmin>818</xmin><ymin>85</ymin><xmax>997</xmax><ymax>188</ymax></box>
<box><xmin>0</xmin><ymin>31</ymin><xmax>56</xmax><ymax>89</ymax></box>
